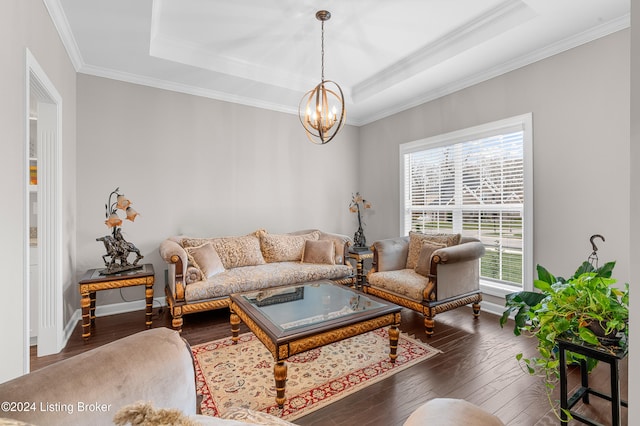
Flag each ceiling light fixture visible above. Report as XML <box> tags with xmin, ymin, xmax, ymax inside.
<box><xmin>298</xmin><ymin>10</ymin><xmax>346</xmax><ymax>145</ymax></box>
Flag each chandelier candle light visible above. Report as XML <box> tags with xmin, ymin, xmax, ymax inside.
<box><xmin>350</xmin><ymin>192</ymin><xmax>372</xmax><ymax>249</ymax></box>
<box><xmin>97</xmin><ymin>187</ymin><xmax>143</xmax><ymax>275</ymax></box>
<box><xmin>298</xmin><ymin>10</ymin><xmax>346</xmax><ymax>145</ymax></box>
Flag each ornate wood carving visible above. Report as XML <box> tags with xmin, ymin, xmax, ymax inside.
<box><xmin>287</xmin><ymin>313</ymin><xmax>397</xmax><ymax>356</ymax></box>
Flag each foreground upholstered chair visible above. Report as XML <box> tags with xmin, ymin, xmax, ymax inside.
<box><xmin>0</xmin><ymin>328</ymin><xmax>297</xmax><ymax>426</ymax></box>
<box><xmin>365</xmin><ymin>232</ymin><xmax>485</xmax><ymax>336</ymax></box>
<box><xmin>403</xmin><ymin>398</ymin><xmax>504</xmax><ymax>426</ymax></box>
<box><xmin>0</xmin><ymin>328</ymin><xmax>196</xmax><ymax>426</ymax></box>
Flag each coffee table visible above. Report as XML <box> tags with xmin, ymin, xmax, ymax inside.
<box><xmin>229</xmin><ymin>280</ymin><xmax>402</xmax><ymax>408</ymax></box>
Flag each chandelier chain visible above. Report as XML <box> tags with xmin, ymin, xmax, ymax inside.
<box><xmin>320</xmin><ymin>20</ymin><xmax>325</xmax><ymax>82</ymax></box>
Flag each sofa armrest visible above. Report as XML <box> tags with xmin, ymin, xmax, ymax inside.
<box><xmin>431</xmin><ymin>241</ymin><xmax>486</xmax><ymax>265</ymax></box>
<box><xmin>159</xmin><ymin>238</ymin><xmax>188</xmax><ymax>302</ymax></box>
<box><xmin>370</xmin><ymin>236</ymin><xmax>410</xmax><ymax>272</ymax></box>
<box><xmin>318</xmin><ymin>231</ymin><xmax>353</xmax><ymax>264</ymax></box>
<box><xmin>429</xmin><ymin>241</ymin><xmax>485</xmax><ymax>301</ymax></box>
<box><xmin>0</xmin><ymin>328</ymin><xmax>196</xmax><ymax>425</ymax></box>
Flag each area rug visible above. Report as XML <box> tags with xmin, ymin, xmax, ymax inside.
<box><xmin>192</xmin><ymin>328</ymin><xmax>441</xmax><ymax>421</ymax></box>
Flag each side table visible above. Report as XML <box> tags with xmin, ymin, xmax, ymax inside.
<box><xmin>78</xmin><ymin>263</ymin><xmax>155</xmax><ymax>340</ymax></box>
<box><xmin>558</xmin><ymin>338</ymin><xmax>628</xmax><ymax>425</ymax></box>
<box><xmin>346</xmin><ymin>248</ymin><xmax>373</xmax><ymax>289</ymax></box>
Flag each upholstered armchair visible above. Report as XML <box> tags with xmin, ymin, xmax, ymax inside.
<box><xmin>365</xmin><ymin>232</ymin><xmax>485</xmax><ymax>336</ymax></box>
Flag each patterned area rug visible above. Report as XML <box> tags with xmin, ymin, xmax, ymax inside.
<box><xmin>192</xmin><ymin>328</ymin><xmax>441</xmax><ymax>421</ymax></box>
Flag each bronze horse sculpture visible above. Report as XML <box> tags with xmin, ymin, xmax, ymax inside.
<box><xmin>96</xmin><ymin>228</ymin><xmax>143</xmax><ymax>274</ymax></box>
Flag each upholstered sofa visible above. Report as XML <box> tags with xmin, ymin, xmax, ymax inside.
<box><xmin>160</xmin><ymin>229</ymin><xmax>354</xmax><ymax>331</ymax></box>
<box><xmin>365</xmin><ymin>232</ymin><xmax>485</xmax><ymax>336</ymax></box>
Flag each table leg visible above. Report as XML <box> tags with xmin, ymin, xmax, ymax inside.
<box><xmin>81</xmin><ymin>292</ymin><xmax>91</xmax><ymax>340</ymax></box>
<box><xmin>356</xmin><ymin>259</ymin><xmax>364</xmax><ymax>289</ymax></box>
<box><xmin>274</xmin><ymin>361</ymin><xmax>288</xmax><ymax>408</ymax></box>
<box><xmin>611</xmin><ymin>358</ymin><xmax>621</xmax><ymax>426</ymax></box>
<box><xmin>89</xmin><ymin>291</ymin><xmax>97</xmax><ymax>326</ymax></box>
<box><xmin>145</xmin><ymin>283</ymin><xmax>153</xmax><ymax>329</ymax></box>
<box><xmin>580</xmin><ymin>359</ymin><xmax>589</xmax><ymax>404</ymax></box>
<box><xmin>230</xmin><ymin>312</ymin><xmax>240</xmax><ymax>344</ymax></box>
<box><xmin>389</xmin><ymin>324</ymin><xmax>399</xmax><ymax>364</ymax></box>
<box><xmin>559</xmin><ymin>345</ymin><xmax>569</xmax><ymax>423</ymax></box>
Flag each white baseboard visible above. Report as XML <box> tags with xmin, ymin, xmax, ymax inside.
<box><xmin>48</xmin><ymin>297</ymin><xmax>499</xmax><ymax>352</ymax></box>
<box><xmin>56</xmin><ymin>296</ymin><xmax>167</xmax><ymax>350</ymax></box>
<box><xmin>479</xmin><ymin>299</ymin><xmax>505</xmax><ymax>317</ymax></box>
<box><xmin>92</xmin><ymin>296</ymin><xmax>167</xmax><ymax>318</ymax></box>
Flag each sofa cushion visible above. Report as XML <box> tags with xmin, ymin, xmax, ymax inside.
<box><xmin>367</xmin><ymin>269</ymin><xmax>429</xmax><ymax>301</ymax></box>
<box><xmin>258</xmin><ymin>230</ymin><xmax>320</xmax><ymax>263</ymax></box>
<box><xmin>372</xmin><ymin>237</ymin><xmax>409</xmax><ymax>272</ymax></box>
<box><xmin>414</xmin><ymin>242</ymin><xmax>445</xmax><ymax>277</ymax></box>
<box><xmin>183</xmin><ymin>233</ymin><xmax>266</xmax><ymax>269</ymax></box>
<box><xmin>301</xmin><ymin>239</ymin><xmax>335</xmax><ymax>265</ymax></box>
<box><xmin>406</xmin><ymin>232</ymin><xmax>461</xmax><ymax>269</ymax></box>
<box><xmin>186</xmin><ymin>243</ymin><xmax>225</xmax><ymax>278</ymax></box>
<box><xmin>403</xmin><ymin>398</ymin><xmax>505</xmax><ymax>426</ymax></box>
<box><xmin>185</xmin><ymin>262</ymin><xmax>352</xmax><ymax>302</ymax></box>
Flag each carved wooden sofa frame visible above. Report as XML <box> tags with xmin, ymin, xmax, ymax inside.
<box><xmin>160</xmin><ymin>230</ymin><xmax>354</xmax><ymax>332</ymax></box>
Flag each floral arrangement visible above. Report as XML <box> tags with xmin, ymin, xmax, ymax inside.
<box><xmin>104</xmin><ymin>187</ymin><xmax>139</xmax><ymax>236</ymax></box>
<box><xmin>349</xmin><ymin>192</ymin><xmax>372</xmax><ymax>248</ymax></box>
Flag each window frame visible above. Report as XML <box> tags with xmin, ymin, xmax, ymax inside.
<box><xmin>399</xmin><ymin>113</ymin><xmax>534</xmax><ymax>295</ymax></box>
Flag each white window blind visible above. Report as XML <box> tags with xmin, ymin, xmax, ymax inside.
<box><xmin>400</xmin><ymin>114</ymin><xmax>532</xmax><ymax>290</ymax></box>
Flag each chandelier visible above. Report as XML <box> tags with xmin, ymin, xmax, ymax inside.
<box><xmin>298</xmin><ymin>10</ymin><xmax>346</xmax><ymax>145</ymax></box>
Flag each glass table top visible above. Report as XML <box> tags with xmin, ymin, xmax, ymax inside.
<box><xmin>239</xmin><ymin>281</ymin><xmax>386</xmax><ymax>332</ymax></box>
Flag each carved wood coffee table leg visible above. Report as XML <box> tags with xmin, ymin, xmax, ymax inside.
<box><xmin>230</xmin><ymin>312</ymin><xmax>240</xmax><ymax>344</ymax></box>
<box><xmin>274</xmin><ymin>361</ymin><xmax>288</xmax><ymax>408</ymax></box>
<box><xmin>80</xmin><ymin>289</ymin><xmax>91</xmax><ymax>340</ymax></box>
<box><xmin>145</xmin><ymin>282</ymin><xmax>153</xmax><ymax>328</ymax></box>
<box><xmin>389</xmin><ymin>324</ymin><xmax>400</xmax><ymax>363</ymax></box>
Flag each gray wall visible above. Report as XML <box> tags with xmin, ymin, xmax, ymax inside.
<box><xmin>0</xmin><ymin>0</ymin><xmax>77</xmax><ymax>382</ymax></box>
<box><xmin>75</xmin><ymin>75</ymin><xmax>360</xmax><ymax>307</ymax></box>
<box><xmin>359</xmin><ymin>30</ymin><xmax>631</xmax><ymax>308</ymax></box>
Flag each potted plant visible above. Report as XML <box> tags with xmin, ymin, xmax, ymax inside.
<box><xmin>500</xmin><ymin>260</ymin><xmax>629</xmax><ymax>416</ymax></box>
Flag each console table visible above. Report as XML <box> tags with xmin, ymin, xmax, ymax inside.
<box><xmin>558</xmin><ymin>338</ymin><xmax>627</xmax><ymax>425</ymax></box>
<box><xmin>78</xmin><ymin>263</ymin><xmax>155</xmax><ymax>340</ymax></box>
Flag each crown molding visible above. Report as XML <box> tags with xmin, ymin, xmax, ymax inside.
<box><xmin>43</xmin><ymin>0</ymin><xmax>629</xmax><ymax>128</ymax></box>
<box><xmin>352</xmin><ymin>13</ymin><xmax>630</xmax><ymax>127</ymax></box>
<box><xmin>78</xmin><ymin>64</ymin><xmax>301</xmax><ymax>117</ymax></box>
<box><xmin>42</xmin><ymin>0</ymin><xmax>84</xmax><ymax>72</ymax></box>
<box><xmin>351</xmin><ymin>0</ymin><xmax>533</xmax><ymax>103</ymax></box>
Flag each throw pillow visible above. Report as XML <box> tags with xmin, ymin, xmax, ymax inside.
<box><xmin>301</xmin><ymin>239</ymin><xmax>336</xmax><ymax>264</ymax></box>
<box><xmin>209</xmin><ymin>233</ymin><xmax>266</xmax><ymax>269</ymax></box>
<box><xmin>185</xmin><ymin>243</ymin><xmax>225</xmax><ymax>279</ymax></box>
<box><xmin>406</xmin><ymin>231</ymin><xmax>461</xmax><ymax>269</ymax></box>
<box><xmin>259</xmin><ymin>231</ymin><xmax>321</xmax><ymax>263</ymax></box>
<box><xmin>414</xmin><ymin>241</ymin><xmax>446</xmax><ymax>277</ymax></box>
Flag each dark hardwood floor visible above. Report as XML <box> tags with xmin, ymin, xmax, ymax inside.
<box><xmin>30</xmin><ymin>305</ymin><xmax>628</xmax><ymax>425</ymax></box>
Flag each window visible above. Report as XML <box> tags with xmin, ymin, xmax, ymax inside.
<box><xmin>400</xmin><ymin>114</ymin><xmax>533</xmax><ymax>292</ymax></box>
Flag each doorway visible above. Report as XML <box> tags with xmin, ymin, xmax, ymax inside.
<box><xmin>25</xmin><ymin>49</ymin><xmax>63</xmax><ymax>365</ymax></box>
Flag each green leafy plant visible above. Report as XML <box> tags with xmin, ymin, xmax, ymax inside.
<box><xmin>500</xmin><ymin>261</ymin><xmax>629</xmax><ymax>417</ymax></box>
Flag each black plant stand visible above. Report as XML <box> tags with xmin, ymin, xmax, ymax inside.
<box><xmin>558</xmin><ymin>338</ymin><xmax>627</xmax><ymax>426</ymax></box>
